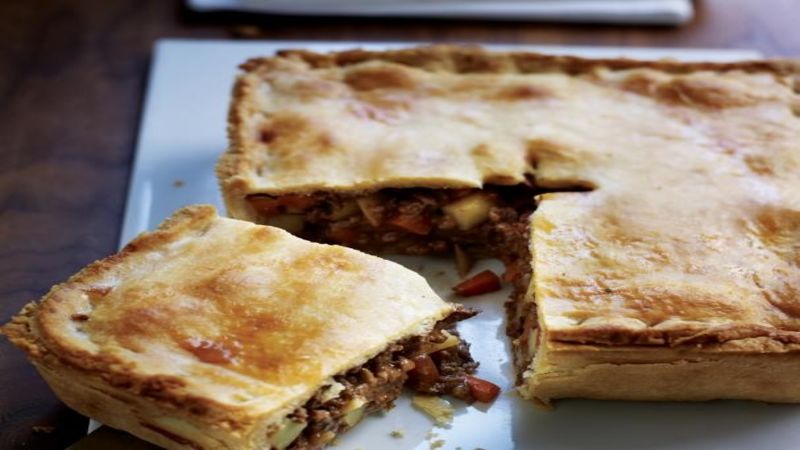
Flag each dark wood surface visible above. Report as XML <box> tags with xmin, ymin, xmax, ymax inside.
<box><xmin>1</xmin><ymin>0</ymin><xmax>798</xmax><ymax>448</ymax></box>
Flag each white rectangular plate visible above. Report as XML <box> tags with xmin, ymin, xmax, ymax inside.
<box><xmin>113</xmin><ymin>39</ymin><xmax>800</xmax><ymax>450</ymax></box>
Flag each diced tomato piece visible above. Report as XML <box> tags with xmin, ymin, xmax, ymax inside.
<box><xmin>409</xmin><ymin>354</ymin><xmax>440</xmax><ymax>387</ymax></box>
<box><xmin>279</xmin><ymin>194</ymin><xmax>317</xmax><ymax>212</ymax></box>
<box><xmin>248</xmin><ymin>196</ymin><xmax>281</xmax><ymax>216</ymax></box>
<box><xmin>387</xmin><ymin>214</ymin><xmax>432</xmax><ymax>235</ymax></box>
<box><xmin>466</xmin><ymin>375</ymin><xmax>501</xmax><ymax>403</ymax></box>
<box><xmin>453</xmin><ymin>270</ymin><xmax>501</xmax><ymax>297</ymax></box>
<box><xmin>501</xmin><ymin>262</ymin><xmax>519</xmax><ymax>283</ymax></box>
<box><xmin>247</xmin><ymin>194</ymin><xmax>317</xmax><ymax>217</ymax></box>
<box><xmin>328</xmin><ymin>226</ymin><xmax>360</xmax><ymax>245</ymax></box>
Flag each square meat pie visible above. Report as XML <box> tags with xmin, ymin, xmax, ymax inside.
<box><xmin>1</xmin><ymin>205</ymin><xmax>480</xmax><ymax>450</ymax></box>
<box><xmin>218</xmin><ymin>46</ymin><xmax>800</xmax><ymax>405</ymax></box>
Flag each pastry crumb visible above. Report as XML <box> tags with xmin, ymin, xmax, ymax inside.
<box><xmin>412</xmin><ymin>395</ymin><xmax>454</xmax><ymax>427</ymax></box>
<box><xmin>173</xmin><ymin>180</ymin><xmax>185</xmax><ymax>187</ymax></box>
<box><xmin>390</xmin><ymin>430</ymin><xmax>405</xmax><ymax>438</ymax></box>
<box><xmin>32</xmin><ymin>425</ymin><xmax>55</xmax><ymax>433</ymax></box>
<box><xmin>430</xmin><ymin>440</ymin><xmax>445</xmax><ymax>449</ymax></box>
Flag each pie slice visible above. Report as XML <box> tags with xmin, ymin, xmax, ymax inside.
<box><xmin>217</xmin><ymin>46</ymin><xmax>800</xmax><ymax>405</ymax></box>
<box><xmin>1</xmin><ymin>205</ymin><xmax>482</xmax><ymax>450</ymax></box>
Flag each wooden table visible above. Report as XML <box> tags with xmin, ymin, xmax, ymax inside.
<box><xmin>1</xmin><ymin>0</ymin><xmax>798</xmax><ymax>448</ymax></box>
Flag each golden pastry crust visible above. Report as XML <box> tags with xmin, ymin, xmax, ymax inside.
<box><xmin>1</xmin><ymin>205</ymin><xmax>454</xmax><ymax>449</ymax></box>
<box><xmin>218</xmin><ymin>45</ymin><xmax>800</xmax><ymax>404</ymax></box>
<box><xmin>526</xmin><ymin>338</ymin><xmax>800</xmax><ymax>404</ymax></box>
<box><xmin>217</xmin><ymin>45</ymin><xmax>799</xmax><ymax>200</ymax></box>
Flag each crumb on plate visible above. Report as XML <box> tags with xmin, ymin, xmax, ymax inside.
<box><xmin>412</xmin><ymin>395</ymin><xmax>454</xmax><ymax>427</ymax></box>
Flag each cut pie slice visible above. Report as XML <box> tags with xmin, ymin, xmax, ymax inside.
<box><xmin>218</xmin><ymin>46</ymin><xmax>800</xmax><ymax>405</ymax></box>
<box><xmin>1</xmin><ymin>205</ymin><xmax>481</xmax><ymax>450</ymax></box>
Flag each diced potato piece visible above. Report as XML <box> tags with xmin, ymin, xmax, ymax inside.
<box><xmin>319</xmin><ymin>380</ymin><xmax>346</xmax><ymax>403</ymax></box>
<box><xmin>356</xmin><ymin>196</ymin><xmax>383</xmax><ymax>226</ymax></box>
<box><xmin>343</xmin><ymin>396</ymin><xmax>367</xmax><ymax>413</ymax></box>
<box><xmin>270</xmin><ymin>419</ymin><xmax>307</xmax><ymax>450</ymax></box>
<box><xmin>428</xmin><ymin>330</ymin><xmax>460</xmax><ymax>353</ymax></box>
<box><xmin>327</xmin><ymin>200</ymin><xmax>360</xmax><ymax>220</ymax></box>
<box><xmin>339</xmin><ymin>396</ymin><xmax>369</xmax><ymax>427</ymax></box>
<box><xmin>264</xmin><ymin>214</ymin><xmax>304</xmax><ymax>234</ymax></box>
<box><xmin>454</xmin><ymin>244</ymin><xmax>473</xmax><ymax>277</ymax></box>
<box><xmin>343</xmin><ymin>404</ymin><xmax>367</xmax><ymax>427</ymax></box>
<box><xmin>411</xmin><ymin>395</ymin><xmax>454</xmax><ymax>426</ymax></box>
<box><xmin>443</xmin><ymin>194</ymin><xmax>493</xmax><ymax>230</ymax></box>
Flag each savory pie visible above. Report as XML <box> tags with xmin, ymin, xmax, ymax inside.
<box><xmin>218</xmin><ymin>46</ymin><xmax>800</xmax><ymax>405</ymax></box>
<box><xmin>1</xmin><ymin>205</ymin><xmax>484</xmax><ymax>450</ymax></box>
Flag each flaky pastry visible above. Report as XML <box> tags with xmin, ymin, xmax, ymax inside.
<box><xmin>218</xmin><ymin>46</ymin><xmax>800</xmax><ymax>404</ymax></box>
<box><xmin>2</xmin><ymin>205</ymin><xmax>479</xmax><ymax>449</ymax></box>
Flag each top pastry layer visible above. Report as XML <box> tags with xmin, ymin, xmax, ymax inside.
<box><xmin>219</xmin><ymin>46</ymin><xmax>799</xmax><ymax>195</ymax></box>
<box><xmin>218</xmin><ymin>46</ymin><xmax>800</xmax><ymax>349</ymax></box>
<box><xmin>1</xmin><ymin>205</ymin><xmax>453</xmax><ymax>429</ymax></box>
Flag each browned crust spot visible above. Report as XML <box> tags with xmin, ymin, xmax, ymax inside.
<box><xmin>344</xmin><ymin>65</ymin><xmax>417</xmax><ymax>91</ymax></box>
<box><xmin>0</xmin><ymin>205</ymin><xmax>254</xmax><ymax>426</ymax></box>
<box><xmin>239</xmin><ymin>45</ymin><xmax>800</xmax><ymax>77</ymax></box>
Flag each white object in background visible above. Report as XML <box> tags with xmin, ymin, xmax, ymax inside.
<box><xmin>187</xmin><ymin>0</ymin><xmax>694</xmax><ymax>25</ymax></box>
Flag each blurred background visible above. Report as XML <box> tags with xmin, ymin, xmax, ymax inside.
<box><xmin>1</xmin><ymin>0</ymin><xmax>799</xmax><ymax>449</ymax></box>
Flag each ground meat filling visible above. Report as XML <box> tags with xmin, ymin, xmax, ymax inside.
<box><xmin>500</xmin><ymin>224</ymin><xmax>535</xmax><ymax>385</ymax></box>
<box><xmin>248</xmin><ymin>184</ymin><xmax>540</xmax><ymax>428</ymax></box>
<box><xmin>404</xmin><ymin>308</ymin><xmax>479</xmax><ymax>400</ymax></box>
<box><xmin>245</xmin><ymin>184</ymin><xmax>538</xmax><ymax>257</ymax></box>
<box><xmin>284</xmin><ymin>309</ymin><xmax>478</xmax><ymax>450</ymax></box>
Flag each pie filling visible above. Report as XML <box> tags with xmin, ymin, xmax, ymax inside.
<box><xmin>503</xmin><ymin>238</ymin><xmax>537</xmax><ymax>385</ymax></box>
<box><xmin>248</xmin><ymin>184</ymin><xmax>544</xmax><ymax>397</ymax></box>
<box><xmin>246</xmin><ymin>185</ymin><xmax>537</xmax><ymax>259</ymax></box>
<box><xmin>272</xmin><ymin>309</ymin><xmax>478</xmax><ymax>450</ymax></box>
